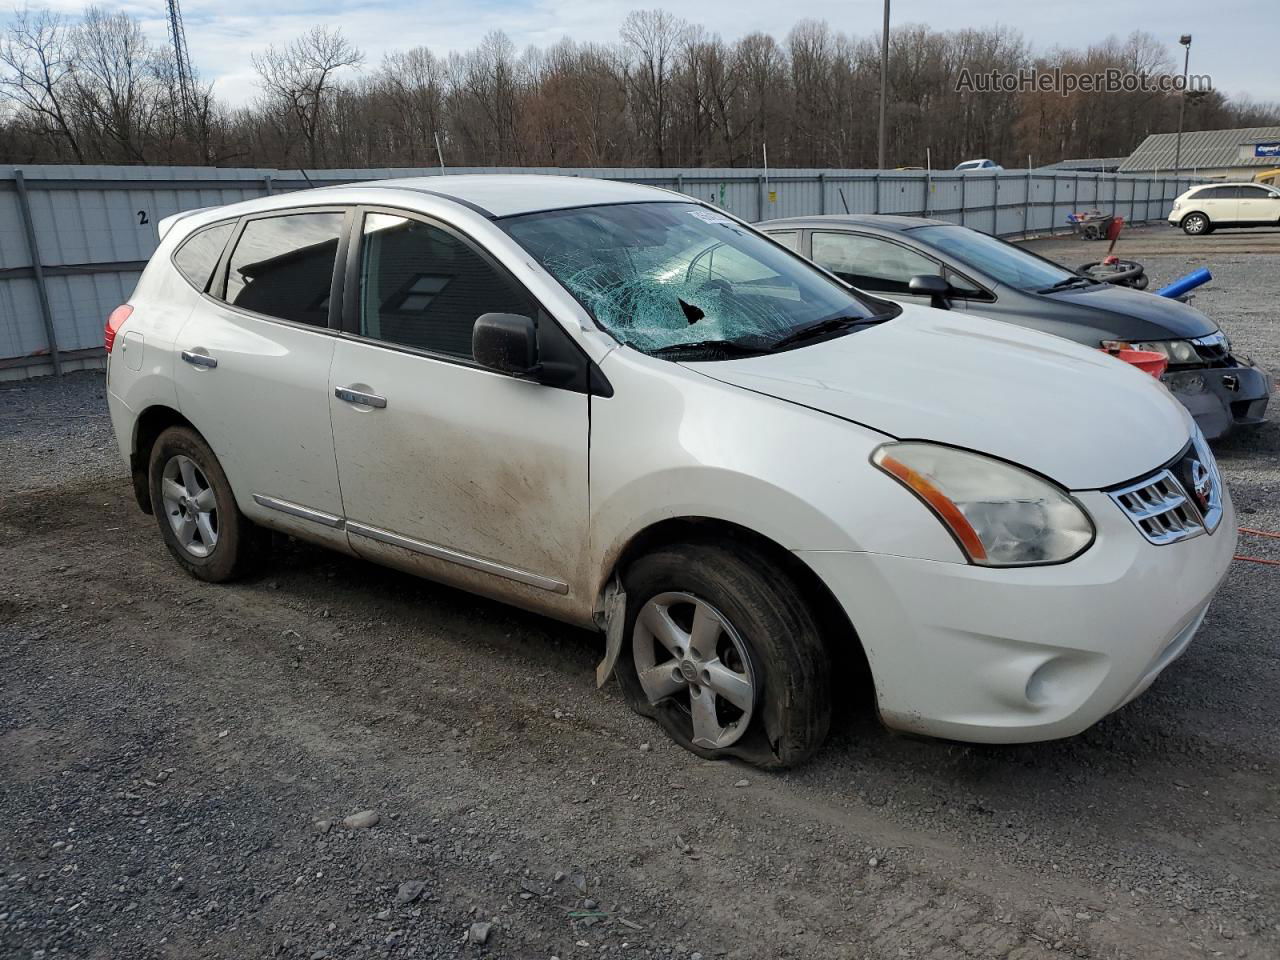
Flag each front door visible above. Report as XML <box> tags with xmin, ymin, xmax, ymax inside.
<box><xmin>328</xmin><ymin>210</ymin><xmax>591</xmax><ymax>618</ymax></box>
<box><xmin>1236</xmin><ymin>184</ymin><xmax>1280</xmax><ymax>224</ymax></box>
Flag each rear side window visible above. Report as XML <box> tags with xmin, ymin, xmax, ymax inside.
<box><xmin>357</xmin><ymin>212</ymin><xmax>536</xmax><ymax>360</ymax></box>
<box><xmin>223</xmin><ymin>212</ymin><xmax>345</xmax><ymax>327</ymax></box>
<box><xmin>173</xmin><ymin>222</ymin><xmax>234</xmax><ymax>292</ymax></box>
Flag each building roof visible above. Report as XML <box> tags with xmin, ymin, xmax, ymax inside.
<box><xmin>1040</xmin><ymin>157</ymin><xmax>1127</xmax><ymax>172</ymax></box>
<box><xmin>1118</xmin><ymin>126</ymin><xmax>1280</xmax><ymax>173</ymax></box>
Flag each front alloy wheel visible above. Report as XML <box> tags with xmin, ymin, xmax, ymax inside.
<box><xmin>616</xmin><ymin>541</ymin><xmax>833</xmax><ymax>768</ymax></box>
<box><xmin>632</xmin><ymin>592</ymin><xmax>758</xmax><ymax>750</ymax></box>
<box><xmin>1182</xmin><ymin>213</ymin><xmax>1209</xmax><ymax>235</ymax></box>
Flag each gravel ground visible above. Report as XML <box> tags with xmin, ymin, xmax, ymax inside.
<box><xmin>1</xmin><ymin>226</ymin><xmax>1277</xmax><ymax>960</ymax></box>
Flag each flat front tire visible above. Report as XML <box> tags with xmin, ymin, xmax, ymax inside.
<box><xmin>147</xmin><ymin>426</ymin><xmax>266</xmax><ymax>582</ymax></box>
<box><xmin>615</xmin><ymin>541</ymin><xmax>833</xmax><ymax>768</ymax></box>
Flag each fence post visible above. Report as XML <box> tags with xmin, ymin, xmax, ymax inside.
<box><xmin>263</xmin><ymin>174</ymin><xmax>273</xmax><ymax>196</ymax></box>
<box><xmin>676</xmin><ymin>172</ymin><xmax>684</xmax><ymax>198</ymax></box>
<box><xmin>818</xmin><ymin>172</ymin><xmax>826</xmax><ymax>215</ymax></box>
<box><xmin>757</xmin><ymin>174</ymin><xmax>765</xmax><ymax>221</ymax></box>
<box><xmin>959</xmin><ymin>173</ymin><xmax>967</xmax><ymax>227</ymax></box>
<box><xmin>1024</xmin><ymin>168</ymin><xmax>1032</xmax><ymax>238</ymax></box>
<box><xmin>873</xmin><ymin>172</ymin><xmax>881</xmax><ymax>214</ymax></box>
<box><xmin>13</xmin><ymin>169</ymin><xmax>61</xmax><ymax>377</ymax></box>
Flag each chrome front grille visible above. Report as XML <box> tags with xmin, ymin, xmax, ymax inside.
<box><xmin>1108</xmin><ymin>431</ymin><xmax>1224</xmax><ymax>545</ymax></box>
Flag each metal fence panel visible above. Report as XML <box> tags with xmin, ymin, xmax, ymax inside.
<box><xmin>0</xmin><ymin>163</ymin><xmax>1202</xmax><ymax>376</ymax></box>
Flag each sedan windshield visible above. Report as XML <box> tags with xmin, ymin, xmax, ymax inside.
<box><xmin>501</xmin><ymin>202</ymin><xmax>887</xmax><ymax>356</ymax></box>
<box><xmin>911</xmin><ymin>224</ymin><xmax>1079</xmax><ymax>291</ymax></box>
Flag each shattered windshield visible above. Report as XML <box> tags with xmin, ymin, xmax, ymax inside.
<box><xmin>500</xmin><ymin>202</ymin><xmax>887</xmax><ymax>357</ymax></box>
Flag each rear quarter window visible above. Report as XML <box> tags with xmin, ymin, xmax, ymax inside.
<box><xmin>172</xmin><ymin>222</ymin><xmax>235</xmax><ymax>292</ymax></box>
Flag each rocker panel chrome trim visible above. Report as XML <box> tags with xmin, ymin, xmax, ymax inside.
<box><xmin>252</xmin><ymin>494</ymin><xmax>346</xmax><ymax>529</ymax></box>
<box><xmin>345</xmin><ymin>521</ymin><xmax>569</xmax><ymax>594</ymax></box>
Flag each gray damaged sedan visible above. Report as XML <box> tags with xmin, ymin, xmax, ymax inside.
<box><xmin>759</xmin><ymin>215</ymin><xmax>1272</xmax><ymax>440</ymax></box>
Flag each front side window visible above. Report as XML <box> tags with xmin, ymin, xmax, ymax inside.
<box><xmin>811</xmin><ymin>232</ymin><xmax>941</xmax><ymax>295</ymax></box>
<box><xmin>223</xmin><ymin>212</ymin><xmax>345</xmax><ymax>326</ymax></box>
<box><xmin>174</xmin><ymin>222</ymin><xmax>234</xmax><ymax>292</ymax></box>
<box><xmin>501</xmin><ymin>202</ymin><xmax>884</xmax><ymax>356</ymax></box>
<box><xmin>908</xmin><ymin>224</ymin><xmax>1078</xmax><ymax>291</ymax></box>
<box><xmin>768</xmin><ymin>231</ymin><xmax>800</xmax><ymax>252</ymax></box>
<box><xmin>357</xmin><ymin>213</ymin><xmax>536</xmax><ymax>360</ymax></box>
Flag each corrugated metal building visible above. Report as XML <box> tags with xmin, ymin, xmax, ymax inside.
<box><xmin>1118</xmin><ymin>126</ymin><xmax>1280</xmax><ymax>177</ymax></box>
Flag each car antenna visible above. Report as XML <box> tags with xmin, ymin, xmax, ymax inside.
<box><xmin>838</xmin><ymin>188</ymin><xmax>850</xmax><ymax>214</ymax></box>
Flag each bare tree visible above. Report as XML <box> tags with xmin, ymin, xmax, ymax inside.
<box><xmin>253</xmin><ymin>25</ymin><xmax>363</xmax><ymax>167</ymax></box>
<box><xmin>0</xmin><ymin>8</ymin><xmax>82</xmax><ymax>160</ymax></box>
<box><xmin>621</xmin><ymin>9</ymin><xmax>687</xmax><ymax>165</ymax></box>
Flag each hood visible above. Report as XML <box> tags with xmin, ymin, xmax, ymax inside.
<box><xmin>1043</xmin><ymin>282</ymin><xmax>1218</xmax><ymax>340</ymax></box>
<box><xmin>685</xmin><ymin>304</ymin><xmax>1191</xmax><ymax>490</ymax></box>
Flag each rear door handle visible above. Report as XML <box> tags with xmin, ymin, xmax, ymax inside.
<box><xmin>335</xmin><ymin>386</ymin><xmax>387</xmax><ymax>409</ymax></box>
<box><xmin>181</xmin><ymin>350</ymin><xmax>217</xmax><ymax>369</ymax></box>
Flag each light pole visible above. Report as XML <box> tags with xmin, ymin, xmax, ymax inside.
<box><xmin>1173</xmin><ymin>34</ymin><xmax>1192</xmax><ymax>174</ymax></box>
<box><xmin>878</xmin><ymin>0</ymin><xmax>890</xmax><ymax>170</ymax></box>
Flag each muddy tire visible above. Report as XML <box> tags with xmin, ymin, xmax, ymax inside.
<box><xmin>147</xmin><ymin>426</ymin><xmax>267</xmax><ymax>582</ymax></box>
<box><xmin>1181</xmin><ymin>212</ymin><xmax>1211</xmax><ymax>236</ymax></box>
<box><xmin>615</xmin><ymin>541</ymin><xmax>832</xmax><ymax>769</ymax></box>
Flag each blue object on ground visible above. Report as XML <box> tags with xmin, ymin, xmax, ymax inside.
<box><xmin>1156</xmin><ymin>268</ymin><xmax>1212</xmax><ymax>299</ymax></box>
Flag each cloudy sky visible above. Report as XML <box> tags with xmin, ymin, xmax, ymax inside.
<box><xmin>19</xmin><ymin>0</ymin><xmax>1278</xmax><ymax>108</ymax></box>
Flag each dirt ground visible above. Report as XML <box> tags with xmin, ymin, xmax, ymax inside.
<box><xmin>2</xmin><ymin>224</ymin><xmax>1278</xmax><ymax>960</ymax></box>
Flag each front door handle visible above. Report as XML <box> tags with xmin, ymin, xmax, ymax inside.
<box><xmin>181</xmin><ymin>349</ymin><xmax>217</xmax><ymax>369</ymax></box>
<box><xmin>335</xmin><ymin>386</ymin><xmax>387</xmax><ymax>409</ymax></box>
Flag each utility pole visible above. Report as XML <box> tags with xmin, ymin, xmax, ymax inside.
<box><xmin>1173</xmin><ymin>34</ymin><xmax>1192</xmax><ymax>174</ymax></box>
<box><xmin>878</xmin><ymin>0</ymin><xmax>890</xmax><ymax>170</ymax></box>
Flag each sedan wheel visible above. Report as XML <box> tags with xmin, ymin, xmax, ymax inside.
<box><xmin>632</xmin><ymin>591</ymin><xmax>758</xmax><ymax>750</ymax></box>
<box><xmin>161</xmin><ymin>454</ymin><xmax>219</xmax><ymax>558</ymax></box>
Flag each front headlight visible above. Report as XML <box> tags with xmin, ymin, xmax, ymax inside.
<box><xmin>1103</xmin><ymin>339</ymin><xmax>1199</xmax><ymax>364</ymax></box>
<box><xmin>872</xmin><ymin>442</ymin><xmax>1095</xmax><ymax>566</ymax></box>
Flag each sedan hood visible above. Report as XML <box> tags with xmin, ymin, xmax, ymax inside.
<box><xmin>685</xmin><ymin>304</ymin><xmax>1191</xmax><ymax>490</ymax></box>
<box><xmin>1044</xmin><ymin>282</ymin><xmax>1218</xmax><ymax>340</ymax></box>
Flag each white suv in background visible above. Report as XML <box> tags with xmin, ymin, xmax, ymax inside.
<box><xmin>1169</xmin><ymin>182</ymin><xmax>1280</xmax><ymax>234</ymax></box>
<box><xmin>106</xmin><ymin>176</ymin><xmax>1235</xmax><ymax>767</ymax></box>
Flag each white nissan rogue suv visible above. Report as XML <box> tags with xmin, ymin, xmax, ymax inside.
<box><xmin>105</xmin><ymin>175</ymin><xmax>1236</xmax><ymax>767</ymax></box>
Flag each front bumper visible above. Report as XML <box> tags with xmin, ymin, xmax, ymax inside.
<box><xmin>1163</xmin><ymin>358</ymin><xmax>1272</xmax><ymax>440</ymax></box>
<box><xmin>798</xmin><ymin>488</ymin><xmax>1237</xmax><ymax>743</ymax></box>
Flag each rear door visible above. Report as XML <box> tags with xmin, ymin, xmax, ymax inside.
<box><xmin>173</xmin><ymin>207</ymin><xmax>350</xmax><ymax>544</ymax></box>
<box><xmin>327</xmin><ymin>207</ymin><xmax>591</xmax><ymax>615</ymax></box>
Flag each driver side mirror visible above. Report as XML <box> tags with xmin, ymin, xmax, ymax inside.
<box><xmin>473</xmin><ymin>313</ymin><xmax>539</xmax><ymax>376</ymax></box>
<box><xmin>909</xmin><ymin>274</ymin><xmax>952</xmax><ymax>310</ymax></box>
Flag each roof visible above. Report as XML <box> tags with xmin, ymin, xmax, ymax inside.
<box><xmin>1119</xmin><ymin>126</ymin><xmax>1280</xmax><ymax>173</ymax></box>
<box><xmin>758</xmin><ymin>214</ymin><xmax>952</xmax><ymax>231</ymax></box>
<box><xmin>1041</xmin><ymin>157</ymin><xmax>1127</xmax><ymax>172</ymax></box>
<box><xmin>351</xmin><ymin>174</ymin><xmax>675</xmax><ymax>218</ymax></box>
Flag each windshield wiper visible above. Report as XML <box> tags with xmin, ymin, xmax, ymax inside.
<box><xmin>649</xmin><ymin>337</ymin><xmax>772</xmax><ymax>358</ymax></box>
<box><xmin>1037</xmin><ymin>275</ymin><xmax>1094</xmax><ymax>293</ymax></box>
<box><xmin>768</xmin><ymin>314</ymin><xmax>884</xmax><ymax>350</ymax></box>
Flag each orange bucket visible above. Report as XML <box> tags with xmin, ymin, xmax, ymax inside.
<box><xmin>1110</xmin><ymin>348</ymin><xmax>1168</xmax><ymax>379</ymax></box>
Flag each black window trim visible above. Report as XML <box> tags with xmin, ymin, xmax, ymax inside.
<box><xmin>204</xmin><ymin>204</ymin><xmax>354</xmax><ymax>336</ymax></box>
<box><xmin>810</xmin><ymin>228</ymin><xmax>996</xmax><ymax>303</ymax></box>
<box><xmin>170</xmin><ymin>218</ymin><xmax>238</xmax><ymax>295</ymax></box>
<box><xmin>338</xmin><ymin>203</ymin><xmax>610</xmax><ymax>396</ymax></box>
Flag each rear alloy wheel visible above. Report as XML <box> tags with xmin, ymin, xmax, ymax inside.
<box><xmin>616</xmin><ymin>541</ymin><xmax>833</xmax><ymax>768</ymax></box>
<box><xmin>148</xmin><ymin>426</ymin><xmax>267</xmax><ymax>582</ymax></box>
<box><xmin>1181</xmin><ymin>212</ymin><xmax>1210</xmax><ymax>235</ymax></box>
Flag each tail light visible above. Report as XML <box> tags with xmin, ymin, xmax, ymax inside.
<box><xmin>105</xmin><ymin>304</ymin><xmax>133</xmax><ymax>353</ymax></box>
